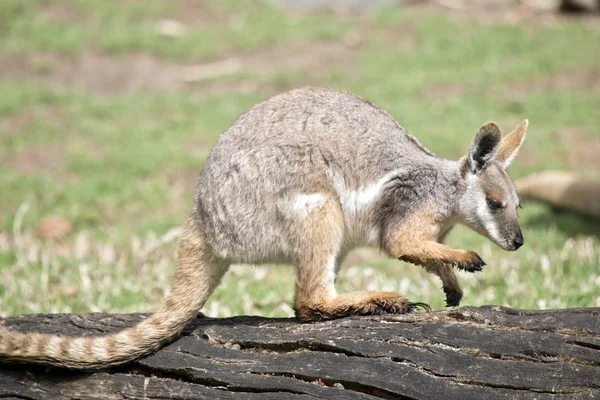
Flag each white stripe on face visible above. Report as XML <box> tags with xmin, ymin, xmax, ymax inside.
<box><xmin>466</xmin><ymin>174</ymin><xmax>504</xmax><ymax>245</ymax></box>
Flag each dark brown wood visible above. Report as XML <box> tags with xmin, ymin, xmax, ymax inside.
<box><xmin>1</xmin><ymin>306</ymin><xmax>599</xmax><ymax>399</ymax></box>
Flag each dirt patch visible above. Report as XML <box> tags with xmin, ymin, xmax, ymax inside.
<box><xmin>513</xmin><ymin>146</ymin><xmax>543</xmax><ymax>169</ymax></box>
<box><xmin>425</xmin><ymin>82</ymin><xmax>469</xmax><ymax>99</ymax></box>
<box><xmin>376</xmin><ymin>21</ymin><xmax>418</xmax><ymax>53</ymax></box>
<box><xmin>0</xmin><ymin>38</ymin><xmax>360</xmax><ymax>96</ymax></box>
<box><xmin>239</xmin><ymin>39</ymin><xmax>359</xmax><ymax>74</ymax></box>
<box><xmin>40</xmin><ymin>2</ymin><xmax>87</xmax><ymax>24</ymax></box>
<box><xmin>0</xmin><ymin>50</ymin><xmax>194</xmax><ymax>95</ymax></box>
<box><xmin>424</xmin><ymin>67</ymin><xmax>600</xmax><ymax>100</ymax></box>
<box><xmin>167</xmin><ymin>138</ymin><xmax>210</xmax><ymax>196</ymax></box>
<box><xmin>557</xmin><ymin>128</ymin><xmax>600</xmax><ymax>171</ymax></box>
<box><xmin>40</xmin><ymin>0</ymin><xmax>229</xmax><ymax>26</ymax></box>
<box><xmin>175</xmin><ymin>0</ymin><xmax>236</xmax><ymax>25</ymax></box>
<box><xmin>6</xmin><ymin>145</ymin><xmax>67</xmax><ymax>175</ymax></box>
<box><xmin>508</xmin><ymin>67</ymin><xmax>600</xmax><ymax>95</ymax></box>
<box><xmin>188</xmin><ymin>137</ymin><xmax>212</xmax><ymax>154</ymax></box>
<box><xmin>167</xmin><ymin>169</ymin><xmax>201</xmax><ymax>197</ymax></box>
<box><xmin>0</xmin><ymin>110</ymin><xmax>35</xmax><ymax>140</ymax></box>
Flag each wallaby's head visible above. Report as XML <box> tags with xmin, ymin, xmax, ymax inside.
<box><xmin>457</xmin><ymin>120</ymin><xmax>528</xmax><ymax>251</ymax></box>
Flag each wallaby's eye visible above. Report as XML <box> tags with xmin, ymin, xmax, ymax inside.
<box><xmin>486</xmin><ymin>197</ymin><xmax>502</xmax><ymax>210</ymax></box>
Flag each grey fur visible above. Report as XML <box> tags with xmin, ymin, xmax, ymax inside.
<box><xmin>196</xmin><ymin>86</ymin><xmax>523</xmax><ymax>265</ymax></box>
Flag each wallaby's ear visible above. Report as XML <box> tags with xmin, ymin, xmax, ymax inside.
<box><xmin>496</xmin><ymin>119</ymin><xmax>528</xmax><ymax>168</ymax></box>
<box><xmin>467</xmin><ymin>122</ymin><xmax>502</xmax><ymax>173</ymax></box>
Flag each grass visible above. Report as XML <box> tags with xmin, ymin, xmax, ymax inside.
<box><xmin>0</xmin><ymin>0</ymin><xmax>599</xmax><ymax>318</ymax></box>
<box><xmin>1</xmin><ymin>0</ymin><xmax>352</xmax><ymax>59</ymax></box>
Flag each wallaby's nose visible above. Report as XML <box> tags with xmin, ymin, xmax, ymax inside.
<box><xmin>513</xmin><ymin>232</ymin><xmax>524</xmax><ymax>250</ymax></box>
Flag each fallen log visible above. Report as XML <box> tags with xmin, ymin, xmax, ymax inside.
<box><xmin>515</xmin><ymin>171</ymin><xmax>600</xmax><ymax>219</ymax></box>
<box><xmin>1</xmin><ymin>306</ymin><xmax>599</xmax><ymax>399</ymax></box>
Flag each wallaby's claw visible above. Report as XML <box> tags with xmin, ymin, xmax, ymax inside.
<box><xmin>457</xmin><ymin>252</ymin><xmax>485</xmax><ymax>273</ymax></box>
<box><xmin>444</xmin><ymin>287</ymin><xmax>463</xmax><ymax>307</ymax></box>
<box><xmin>408</xmin><ymin>302</ymin><xmax>431</xmax><ymax>312</ymax></box>
<box><xmin>368</xmin><ymin>298</ymin><xmax>430</xmax><ymax>315</ymax></box>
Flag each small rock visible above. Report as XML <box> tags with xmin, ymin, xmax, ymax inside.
<box><xmin>333</xmin><ymin>382</ymin><xmax>345</xmax><ymax>389</ymax></box>
<box><xmin>223</xmin><ymin>341</ymin><xmax>241</xmax><ymax>350</ymax></box>
<box><xmin>182</xmin><ymin>59</ymin><xmax>242</xmax><ymax>83</ymax></box>
<box><xmin>155</xmin><ymin>19</ymin><xmax>186</xmax><ymax>37</ymax></box>
<box><xmin>38</xmin><ymin>215</ymin><xmax>72</xmax><ymax>240</ymax></box>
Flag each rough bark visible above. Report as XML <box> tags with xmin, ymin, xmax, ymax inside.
<box><xmin>1</xmin><ymin>306</ymin><xmax>599</xmax><ymax>399</ymax></box>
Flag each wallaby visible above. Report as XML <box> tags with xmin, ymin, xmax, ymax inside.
<box><xmin>0</xmin><ymin>87</ymin><xmax>527</xmax><ymax>369</ymax></box>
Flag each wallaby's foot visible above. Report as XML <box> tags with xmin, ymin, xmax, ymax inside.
<box><xmin>295</xmin><ymin>291</ymin><xmax>430</xmax><ymax>321</ymax></box>
<box><xmin>455</xmin><ymin>251</ymin><xmax>485</xmax><ymax>273</ymax></box>
<box><xmin>444</xmin><ymin>286</ymin><xmax>463</xmax><ymax>307</ymax></box>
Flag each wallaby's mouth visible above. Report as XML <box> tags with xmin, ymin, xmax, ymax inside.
<box><xmin>508</xmin><ymin>227</ymin><xmax>524</xmax><ymax>251</ymax></box>
<box><xmin>497</xmin><ymin>232</ymin><xmax>524</xmax><ymax>252</ymax></box>
<box><xmin>509</xmin><ymin>233</ymin><xmax>524</xmax><ymax>251</ymax></box>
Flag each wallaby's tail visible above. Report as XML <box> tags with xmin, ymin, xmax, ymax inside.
<box><xmin>0</xmin><ymin>217</ymin><xmax>226</xmax><ymax>369</ymax></box>
<box><xmin>515</xmin><ymin>171</ymin><xmax>600</xmax><ymax>219</ymax></box>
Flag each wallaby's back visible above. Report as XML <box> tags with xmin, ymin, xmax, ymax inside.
<box><xmin>197</xmin><ymin>87</ymin><xmax>439</xmax><ymax>263</ymax></box>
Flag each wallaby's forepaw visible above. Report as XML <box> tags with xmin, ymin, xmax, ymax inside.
<box><xmin>444</xmin><ymin>287</ymin><xmax>463</xmax><ymax>307</ymax></box>
<box><xmin>456</xmin><ymin>251</ymin><xmax>485</xmax><ymax>273</ymax></box>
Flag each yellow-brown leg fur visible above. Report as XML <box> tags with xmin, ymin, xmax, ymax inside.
<box><xmin>423</xmin><ymin>262</ymin><xmax>463</xmax><ymax>307</ymax></box>
<box><xmin>288</xmin><ymin>195</ymin><xmax>428</xmax><ymax>321</ymax></box>
<box><xmin>295</xmin><ymin>291</ymin><xmax>430</xmax><ymax>321</ymax></box>
<box><xmin>384</xmin><ymin>204</ymin><xmax>485</xmax><ymax>307</ymax></box>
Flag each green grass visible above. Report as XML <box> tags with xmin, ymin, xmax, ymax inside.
<box><xmin>0</xmin><ymin>1</ymin><xmax>599</xmax><ymax>318</ymax></box>
<box><xmin>0</xmin><ymin>0</ymin><xmax>352</xmax><ymax>59</ymax></box>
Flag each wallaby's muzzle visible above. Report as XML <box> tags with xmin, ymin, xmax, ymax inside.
<box><xmin>511</xmin><ymin>228</ymin><xmax>524</xmax><ymax>251</ymax></box>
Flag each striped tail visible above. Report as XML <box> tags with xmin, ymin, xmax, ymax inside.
<box><xmin>0</xmin><ymin>306</ymin><xmax>197</xmax><ymax>369</ymax></box>
<box><xmin>0</xmin><ymin>217</ymin><xmax>227</xmax><ymax>369</ymax></box>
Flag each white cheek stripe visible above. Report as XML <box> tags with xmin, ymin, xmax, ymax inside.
<box><xmin>477</xmin><ymin>200</ymin><xmax>502</xmax><ymax>243</ymax></box>
<box><xmin>467</xmin><ymin>174</ymin><xmax>503</xmax><ymax>244</ymax></box>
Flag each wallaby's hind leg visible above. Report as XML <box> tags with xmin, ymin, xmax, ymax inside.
<box><xmin>297</xmin><ymin>290</ymin><xmax>430</xmax><ymax>321</ymax></box>
<box><xmin>288</xmin><ymin>195</ymin><xmax>428</xmax><ymax>321</ymax></box>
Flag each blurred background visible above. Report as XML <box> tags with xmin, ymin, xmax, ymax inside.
<box><xmin>1</xmin><ymin>0</ymin><xmax>599</xmax><ymax>318</ymax></box>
